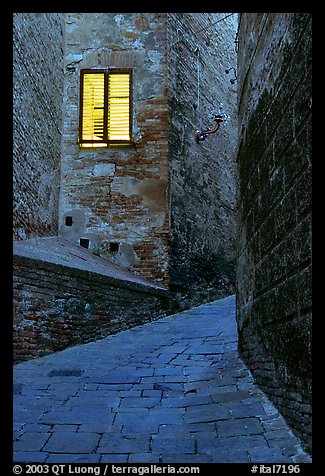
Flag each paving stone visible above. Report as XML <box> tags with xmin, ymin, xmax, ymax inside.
<box><xmin>158</xmin><ymin>423</ymin><xmax>216</xmax><ymax>434</ymax></box>
<box><xmin>63</xmin><ymin>395</ymin><xmax>121</xmax><ymax>409</ymax></box>
<box><xmin>14</xmin><ymin>432</ymin><xmax>51</xmax><ymax>452</ymax></box>
<box><xmin>13</xmin><ymin>422</ymin><xmax>25</xmax><ymax>431</ymax></box>
<box><xmin>226</xmin><ymin>402</ymin><xmax>266</xmax><ymax>418</ymax></box>
<box><xmin>116</xmin><ymin>410</ymin><xmax>184</xmax><ymax>433</ymax></box>
<box><xmin>100</xmin><ymin>454</ymin><xmax>129</xmax><ymax>463</ymax></box>
<box><xmin>91</xmin><ymin>373</ymin><xmax>141</xmax><ymax>384</ymax></box>
<box><xmin>160</xmin><ymin>395</ymin><xmax>212</xmax><ymax>408</ymax></box>
<box><xmin>214</xmin><ymin>435</ymin><xmax>269</xmax><ymax>450</ymax></box>
<box><xmin>162</xmin><ymin>375</ymin><xmax>189</xmax><ymax>383</ymax></box>
<box><xmin>207</xmin><ymin>383</ymin><xmax>239</xmax><ymax>393</ymax></box>
<box><xmin>23</xmin><ymin>423</ymin><xmax>52</xmax><ymax>432</ymax></box>
<box><xmin>13</xmin><ymin>430</ymin><xmax>23</xmax><ymax>441</ymax></box>
<box><xmin>14</xmin><ymin>408</ymin><xmax>49</xmax><ymax>424</ymax></box>
<box><xmin>43</xmin><ymin>432</ymin><xmax>100</xmax><ymax>453</ymax></box>
<box><xmin>262</xmin><ymin>415</ymin><xmax>289</xmax><ymax>431</ymax></box>
<box><xmin>197</xmin><ymin>434</ymin><xmax>269</xmax><ymax>455</ymax></box>
<box><xmin>151</xmin><ymin>434</ymin><xmax>196</xmax><ymax>454</ymax></box>
<box><xmin>13</xmin><ymin>452</ymin><xmax>48</xmax><ymax>462</ymax></box>
<box><xmin>51</xmin><ymin>424</ymin><xmax>79</xmax><ymax>432</ymax></box>
<box><xmin>78</xmin><ymin>423</ymin><xmax>121</xmax><ymax>433</ymax></box>
<box><xmin>119</xmin><ymin>397</ymin><xmax>161</xmax><ymax>408</ymax></box>
<box><xmin>46</xmin><ymin>453</ymin><xmax>101</xmax><ymax>463</ymax></box>
<box><xmin>267</xmin><ymin>437</ymin><xmax>300</xmax><ymax>450</ymax></box>
<box><xmin>142</xmin><ymin>390</ymin><xmax>163</xmax><ymax>397</ymax></box>
<box><xmin>119</xmin><ymin>390</ymin><xmax>143</xmax><ymax>397</ymax></box>
<box><xmin>98</xmin><ymin>384</ymin><xmax>133</xmax><ymax>391</ymax></box>
<box><xmin>210</xmin><ymin>450</ymin><xmax>251</xmax><ymax>463</ymax></box>
<box><xmin>161</xmin><ymin>454</ymin><xmax>213</xmax><ymax>463</ymax></box>
<box><xmin>115</xmin><ymin>406</ymin><xmax>150</xmax><ymax>414</ymax></box>
<box><xmin>41</xmin><ymin>409</ymin><xmax>115</xmax><ymax>425</ymax></box>
<box><xmin>128</xmin><ymin>453</ymin><xmax>161</xmax><ymax>463</ymax></box>
<box><xmin>248</xmin><ymin>448</ymin><xmax>292</xmax><ymax>463</ymax></box>
<box><xmin>184</xmin><ymin>404</ymin><xmax>230</xmax><ymax>423</ymax></box>
<box><xmin>210</xmin><ymin>390</ymin><xmax>251</xmax><ymax>403</ymax></box>
<box><xmin>47</xmin><ymin>383</ymin><xmax>83</xmax><ymax>395</ymax></box>
<box><xmin>216</xmin><ymin>417</ymin><xmax>264</xmax><ymax>437</ymax></box>
<box><xmin>264</xmin><ymin>429</ymin><xmax>299</xmax><ymax>441</ymax></box>
<box><xmin>97</xmin><ymin>434</ymin><xmax>150</xmax><ymax>454</ymax></box>
<box><xmin>154</xmin><ymin>366</ymin><xmax>185</xmax><ymax>376</ymax></box>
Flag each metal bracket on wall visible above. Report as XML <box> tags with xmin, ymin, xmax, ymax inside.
<box><xmin>225</xmin><ymin>67</ymin><xmax>237</xmax><ymax>84</ymax></box>
<box><xmin>194</xmin><ymin>113</ymin><xmax>223</xmax><ymax>143</ymax></box>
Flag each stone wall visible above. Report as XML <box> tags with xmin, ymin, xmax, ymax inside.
<box><xmin>167</xmin><ymin>13</ymin><xmax>238</xmax><ymax>306</ymax></box>
<box><xmin>60</xmin><ymin>13</ymin><xmax>170</xmax><ymax>286</ymax></box>
<box><xmin>13</xmin><ymin>243</ymin><xmax>172</xmax><ymax>364</ymax></box>
<box><xmin>13</xmin><ymin>13</ymin><xmax>64</xmax><ymax>240</ymax></box>
<box><xmin>236</xmin><ymin>13</ymin><xmax>312</xmax><ymax>451</ymax></box>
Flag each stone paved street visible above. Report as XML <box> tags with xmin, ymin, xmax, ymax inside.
<box><xmin>13</xmin><ymin>295</ymin><xmax>311</xmax><ymax>463</ymax></box>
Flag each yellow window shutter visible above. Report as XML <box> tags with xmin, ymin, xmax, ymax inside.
<box><xmin>81</xmin><ymin>72</ymin><xmax>105</xmax><ymax>143</ymax></box>
<box><xmin>108</xmin><ymin>73</ymin><xmax>131</xmax><ymax>141</ymax></box>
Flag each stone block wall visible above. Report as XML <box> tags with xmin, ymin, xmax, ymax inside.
<box><xmin>167</xmin><ymin>13</ymin><xmax>238</xmax><ymax>306</ymax></box>
<box><xmin>236</xmin><ymin>13</ymin><xmax>312</xmax><ymax>451</ymax></box>
<box><xmin>13</xmin><ymin>253</ymin><xmax>171</xmax><ymax>363</ymax></box>
<box><xmin>13</xmin><ymin>13</ymin><xmax>65</xmax><ymax>240</ymax></box>
<box><xmin>60</xmin><ymin>13</ymin><xmax>170</xmax><ymax>286</ymax></box>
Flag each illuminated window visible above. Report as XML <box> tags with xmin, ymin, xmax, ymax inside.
<box><xmin>79</xmin><ymin>69</ymin><xmax>132</xmax><ymax>147</ymax></box>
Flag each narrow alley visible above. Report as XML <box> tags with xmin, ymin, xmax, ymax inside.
<box><xmin>13</xmin><ymin>295</ymin><xmax>311</xmax><ymax>464</ymax></box>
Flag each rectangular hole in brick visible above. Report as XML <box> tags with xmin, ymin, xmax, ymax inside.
<box><xmin>110</xmin><ymin>242</ymin><xmax>119</xmax><ymax>252</ymax></box>
<box><xmin>80</xmin><ymin>238</ymin><xmax>89</xmax><ymax>249</ymax></box>
<box><xmin>65</xmin><ymin>216</ymin><xmax>73</xmax><ymax>226</ymax></box>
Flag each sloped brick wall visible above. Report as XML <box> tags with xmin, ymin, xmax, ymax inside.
<box><xmin>236</xmin><ymin>13</ymin><xmax>312</xmax><ymax>451</ymax></box>
<box><xmin>13</xmin><ymin>254</ymin><xmax>172</xmax><ymax>364</ymax></box>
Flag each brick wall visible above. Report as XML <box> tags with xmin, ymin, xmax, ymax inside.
<box><xmin>167</xmin><ymin>13</ymin><xmax>238</xmax><ymax>306</ymax></box>
<box><xmin>60</xmin><ymin>13</ymin><xmax>170</xmax><ymax>286</ymax></box>
<box><xmin>236</xmin><ymin>13</ymin><xmax>312</xmax><ymax>451</ymax></box>
<box><xmin>13</xmin><ymin>13</ymin><xmax>64</xmax><ymax>240</ymax></box>
<box><xmin>13</xmin><ymin>253</ymin><xmax>172</xmax><ymax>363</ymax></box>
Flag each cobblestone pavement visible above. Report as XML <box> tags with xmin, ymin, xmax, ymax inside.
<box><xmin>13</xmin><ymin>295</ymin><xmax>311</xmax><ymax>463</ymax></box>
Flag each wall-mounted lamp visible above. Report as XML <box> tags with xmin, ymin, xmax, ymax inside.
<box><xmin>225</xmin><ymin>67</ymin><xmax>237</xmax><ymax>84</ymax></box>
<box><xmin>194</xmin><ymin>113</ymin><xmax>223</xmax><ymax>143</ymax></box>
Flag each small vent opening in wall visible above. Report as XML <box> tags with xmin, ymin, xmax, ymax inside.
<box><xmin>110</xmin><ymin>242</ymin><xmax>119</xmax><ymax>252</ymax></box>
<box><xmin>80</xmin><ymin>238</ymin><xmax>89</xmax><ymax>249</ymax></box>
<box><xmin>65</xmin><ymin>216</ymin><xmax>73</xmax><ymax>226</ymax></box>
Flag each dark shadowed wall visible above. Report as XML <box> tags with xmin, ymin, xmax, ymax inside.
<box><xmin>13</xmin><ymin>13</ymin><xmax>65</xmax><ymax>240</ymax></box>
<box><xmin>168</xmin><ymin>13</ymin><xmax>238</xmax><ymax>306</ymax></box>
<box><xmin>236</xmin><ymin>13</ymin><xmax>312</xmax><ymax>451</ymax></box>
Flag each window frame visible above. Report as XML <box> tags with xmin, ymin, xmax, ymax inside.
<box><xmin>78</xmin><ymin>68</ymin><xmax>133</xmax><ymax>148</ymax></box>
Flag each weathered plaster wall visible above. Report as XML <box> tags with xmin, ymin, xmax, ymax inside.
<box><xmin>167</xmin><ymin>13</ymin><xmax>238</xmax><ymax>306</ymax></box>
<box><xmin>13</xmin><ymin>13</ymin><xmax>65</xmax><ymax>240</ymax></box>
<box><xmin>236</xmin><ymin>13</ymin><xmax>312</xmax><ymax>451</ymax></box>
<box><xmin>60</xmin><ymin>13</ymin><xmax>170</xmax><ymax>285</ymax></box>
<box><xmin>60</xmin><ymin>12</ymin><xmax>238</xmax><ymax>299</ymax></box>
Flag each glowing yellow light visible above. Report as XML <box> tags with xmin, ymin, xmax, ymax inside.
<box><xmin>81</xmin><ymin>73</ymin><xmax>105</xmax><ymax>142</ymax></box>
<box><xmin>80</xmin><ymin>143</ymin><xmax>107</xmax><ymax>148</ymax></box>
<box><xmin>108</xmin><ymin>74</ymin><xmax>130</xmax><ymax>141</ymax></box>
<box><xmin>80</xmin><ymin>71</ymin><xmax>131</xmax><ymax>146</ymax></box>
